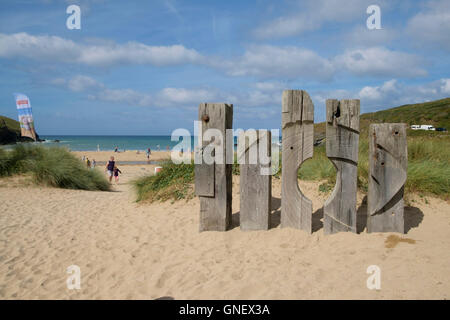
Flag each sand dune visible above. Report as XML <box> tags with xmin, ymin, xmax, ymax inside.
<box><xmin>0</xmin><ymin>164</ymin><xmax>449</xmax><ymax>299</ymax></box>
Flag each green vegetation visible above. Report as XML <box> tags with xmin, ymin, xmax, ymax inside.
<box><xmin>0</xmin><ymin>145</ymin><xmax>111</xmax><ymax>191</ymax></box>
<box><xmin>360</xmin><ymin>97</ymin><xmax>450</xmax><ymax>129</ymax></box>
<box><xmin>132</xmin><ymin>161</ymin><xmax>194</xmax><ymax>202</ymax></box>
<box><xmin>0</xmin><ymin>115</ymin><xmax>21</xmax><ymax>135</ymax></box>
<box><xmin>0</xmin><ymin>115</ymin><xmax>40</xmax><ymax>144</ymax></box>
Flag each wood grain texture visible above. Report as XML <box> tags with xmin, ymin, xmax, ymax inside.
<box><xmin>239</xmin><ymin>130</ymin><xmax>272</xmax><ymax>231</ymax></box>
<box><xmin>196</xmin><ymin>103</ymin><xmax>233</xmax><ymax>232</ymax></box>
<box><xmin>324</xmin><ymin>99</ymin><xmax>360</xmax><ymax>234</ymax></box>
<box><xmin>367</xmin><ymin>123</ymin><xmax>407</xmax><ymax>233</ymax></box>
<box><xmin>281</xmin><ymin>90</ymin><xmax>314</xmax><ymax>233</ymax></box>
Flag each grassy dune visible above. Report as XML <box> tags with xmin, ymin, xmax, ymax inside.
<box><xmin>0</xmin><ymin>145</ymin><xmax>111</xmax><ymax>191</ymax></box>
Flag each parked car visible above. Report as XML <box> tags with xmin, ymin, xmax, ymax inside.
<box><xmin>435</xmin><ymin>127</ymin><xmax>447</xmax><ymax>132</ymax></box>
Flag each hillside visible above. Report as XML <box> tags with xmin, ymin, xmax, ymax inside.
<box><xmin>360</xmin><ymin>98</ymin><xmax>450</xmax><ymax>129</ymax></box>
<box><xmin>0</xmin><ymin>115</ymin><xmax>39</xmax><ymax>144</ymax></box>
<box><xmin>315</xmin><ymin>97</ymin><xmax>450</xmax><ymax>137</ymax></box>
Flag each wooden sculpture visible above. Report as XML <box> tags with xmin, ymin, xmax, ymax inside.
<box><xmin>367</xmin><ymin>123</ymin><xmax>408</xmax><ymax>233</ymax></box>
<box><xmin>324</xmin><ymin>99</ymin><xmax>360</xmax><ymax>234</ymax></box>
<box><xmin>281</xmin><ymin>90</ymin><xmax>314</xmax><ymax>233</ymax></box>
<box><xmin>239</xmin><ymin>130</ymin><xmax>272</xmax><ymax>231</ymax></box>
<box><xmin>195</xmin><ymin>103</ymin><xmax>233</xmax><ymax>232</ymax></box>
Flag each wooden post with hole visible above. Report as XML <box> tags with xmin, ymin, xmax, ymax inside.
<box><xmin>239</xmin><ymin>130</ymin><xmax>272</xmax><ymax>231</ymax></box>
<box><xmin>323</xmin><ymin>99</ymin><xmax>360</xmax><ymax>234</ymax></box>
<box><xmin>281</xmin><ymin>90</ymin><xmax>314</xmax><ymax>233</ymax></box>
<box><xmin>367</xmin><ymin>123</ymin><xmax>407</xmax><ymax>233</ymax></box>
<box><xmin>195</xmin><ymin>103</ymin><xmax>233</xmax><ymax>232</ymax></box>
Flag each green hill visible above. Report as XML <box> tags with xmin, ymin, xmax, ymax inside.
<box><xmin>360</xmin><ymin>98</ymin><xmax>450</xmax><ymax>129</ymax></box>
<box><xmin>0</xmin><ymin>115</ymin><xmax>21</xmax><ymax>135</ymax></box>
<box><xmin>314</xmin><ymin>97</ymin><xmax>450</xmax><ymax>138</ymax></box>
<box><xmin>0</xmin><ymin>115</ymin><xmax>39</xmax><ymax>144</ymax></box>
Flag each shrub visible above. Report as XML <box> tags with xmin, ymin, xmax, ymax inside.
<box><xmin>0</xmin><ymin>145</ymin><xmax>110</xmax><ymax>191</ymax></box>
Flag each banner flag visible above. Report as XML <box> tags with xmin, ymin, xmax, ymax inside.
<box><xmin>14</xmin><ymin>93</ymin><xmax>37</xmax><ymax>141</ymax></box>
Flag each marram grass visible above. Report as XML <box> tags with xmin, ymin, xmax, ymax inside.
<box><xmin>0</xmin><ymin>145</ymin><xmax>110</xmax><ymax>191</ymax></box>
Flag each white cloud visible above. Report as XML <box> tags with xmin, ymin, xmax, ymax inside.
<box><xmin>407</xmin><ymin>0</ymin><xmax>450</xmax><ymax>51</ymax></box>
<box><xmin>155</xmin><ymin>88</ymin><xmax>219</xmax><ymax>106</ymax></box>
<box><xmin>67</xmin><ymin>75</ymin><xmax>103</xmax><ymax>92</ymax></box>
<box><xmin>52</xmin><ymin>75</ymin><xmax>287</xmax><ymax>113</ymax></box>
<box><xmin>0</xmin><ymin>32</ymin><xmax>203</xmax><ymax>67</ymax></box>
<box><xmin>216</xmin><ymin>45</ymin><xmax>335</xmax><ymax>81</ymax></box>
<box><xmin>334</xmin><ymin>47</ymin><xmax>427</xmax><ymax>78</ymax></box>
<box><xmin>441</xmin><ymin>79</ymin><xmax>450</xmax><ymax>94</ymax></box>
<box><xmin>252</xmin><ymin>0</ymin><xmax>377</xmax><ymax>39</ymax></box>
<box><xmin>344</xmin><ymin>26</ymin><xmax>397</xmax><ymax>47</ymax></box>
<box><xmin>356</xmin><ymin>78</ymin><xmax>449</xmax><ymax>110</ymax></box>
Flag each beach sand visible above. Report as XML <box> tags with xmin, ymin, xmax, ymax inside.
<box><xmin>0</xmin><ymin>158</ymin><xmax>449</xmax><ymax>299</ymax></box>
<box><xmin>72</xmin><ymin>150</ymin><xmax>173</xmax><ymax>163</ymax></box>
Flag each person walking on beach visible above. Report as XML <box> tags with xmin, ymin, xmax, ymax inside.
<box><xmin>113</xmin><ymin>166</ymin><xmax>122</xmax><ymax>184</ymax></box>
<box><xmin>105</xmin><ymin>156</ymin><xmax>115</xmax><ymax>183</ymax></box>
<box><xmin>91</xmin><ymin>159</ymin><xmax>96</xmax><ymax>169</ymax></box>
<box><xmin>86</xmin><ymin>157</ymin><xmax>91</xmax><ymax>168</ymax></box>
<box><xmin>146</xmin><ymin>147</ymin><xmax>151</xmax><ymax>160</ymax></box>
<box><xmin>114</xmin><ymin>146</ymin><xmax>118</xmax><ymax>153</ymax></box>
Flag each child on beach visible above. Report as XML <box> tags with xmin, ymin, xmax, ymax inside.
<box><xmin>113</xmin><ymin>166</ymin><xmax>122</xmax><ymax>184</ymax></box>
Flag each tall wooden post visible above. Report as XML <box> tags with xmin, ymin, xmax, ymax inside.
<box><xmin>367</xmin><ymin>123</ymin><xmax>407</xmax><ymax>233</ymax></box>
<box><xmin>324</xmin><ymin>99</ymin><xmax>360</xmax><ymax>234</ymax></box>
<box><xmin>239</xmin><ymin>130</ymin><xmax>272</xmax><ymax>231</ymax></box>
<box><xmin>281</xmin><ymin>90</ymin><xmax>314</xmax><ymax>233</ymax></box>
<box><xmin>195</xmin><ymin>103</ymin><xmax>233</xmax><ymax>232</ymax></box>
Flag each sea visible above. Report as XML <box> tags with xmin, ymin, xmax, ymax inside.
<box><xmin>39</xmin><ymin>135</ymin><xmax>193</xmax><ymax>152</ymax></box>
<box><xmin>38</xmin><ymin>135</ymin><xmax>282</xmax><ymax>152</ymax></box>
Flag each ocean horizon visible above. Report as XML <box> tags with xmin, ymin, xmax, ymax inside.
<box><xmin>39</xmin><ymin>135</ymin><xmax>282</xmax><ymax>152</ymax></box>
<box><xmin>39</xmin><ymin>135</ymin><xmax>193</xmax><ymax>152</ymax></box>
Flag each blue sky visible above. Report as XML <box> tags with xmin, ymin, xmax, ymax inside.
<box><xmin>0</xmin><ymin>0</ymin><xmax>449</xmax><ymax>135</ymax></box>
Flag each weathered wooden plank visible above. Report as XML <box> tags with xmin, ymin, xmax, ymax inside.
<box><xmin>281</xmin><ymin>90</ymin><xmax>314</xmax><ymax>233</ymax></box>
<box><xmin>367</xmin><ymin>123</ymin><xmax>408</xmax><ymax>233</ymax></box>
<box><xmin>196</xmin><ymin>103</ymin><xmax>233</xmax><ymax>232</ymax></box>
<box><xmin>239</xmin><ymin>130</ymin><xmax>272</xmax><ymax>231</ymax></box>
<box><xmin>324</xmin><ymin>99</ymin><xmax>360</xmax><ymax>234</ymax></box>
<box><xmin>194</xmin><ymin>145</ymin><xmax>215</xmax><ymax>197</ymax></box>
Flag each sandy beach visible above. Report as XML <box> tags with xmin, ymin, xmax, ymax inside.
<box><xmin>72</xmin><ymin>150</ymin><xmax>174</xmax><ymax>163</ymax></box>
<box><xmin>0</xmin><ymin>152</ymin><xmax>449</xmax><ymax>299</ymax></box>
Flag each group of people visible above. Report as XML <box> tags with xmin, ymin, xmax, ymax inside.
<box><xmin>80</xmin><ymin>155</ymin><xmax>122</xmax><ymax>184</ymax></box>
<box><xmin>81</xmin><ymin>156</ymin><xmax>96</xmax><ymax>169</ymax></box>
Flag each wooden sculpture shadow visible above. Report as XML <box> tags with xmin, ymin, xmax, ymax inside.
<box><xmin>231</xmin><ymin>211</ymin><xmax>240</xmax><ymax>230</ymax></box>
<box><xmin>270</xmin><ymin>196</ymin><xmax>281</xmax><ymax>229</ymax></box>
<box><xmin>356</xmin><ymin>196</ymin><xmax>368</xmax><ymax>233</ymax></box>
<box><xmin>154</xmin><ymin>296</ymin><xmax>174</xmax><ymax>300</ymax></box>
<box><xmin>312</xmin><ymin>207</ymin><xmax>324</xmax><ymax>233</ymax></box>
<box><xmin>231</xmin><ymin>196</ymin><xmax>281</xmax><ymax>230</ymax></box>
<box><xmin>404</xmin><ymin>206</ymin><xmax>424</xmax><ymax>233</ymax></box>
<box><xmin>356</xmin><ymin>195</ymin><xmax>424</xmax><ymax>234</ymax></box>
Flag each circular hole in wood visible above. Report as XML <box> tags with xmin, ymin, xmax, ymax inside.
<box><xmin>395</xmin><ymin>131</ymin><xmax>399</xmax><ymax>135</ymax></box>
<box><xmin>381</xmin><ymin>162</ymin><xmax>385</xmax><ymax>166</ymax></box>
<box><xmin>290</xmin><ymin>146</ymin><xmax>293</xmax><ymax>150</ymax></box>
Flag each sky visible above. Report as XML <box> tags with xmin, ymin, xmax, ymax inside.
<box><xmin>0</xmin><ymin>0</ymin><xmax>449</xmax><ymax>135</ymax></box>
